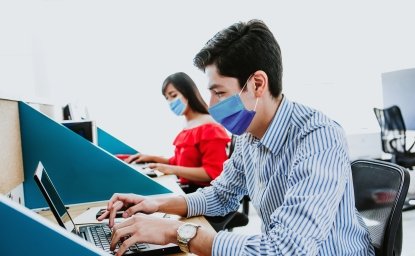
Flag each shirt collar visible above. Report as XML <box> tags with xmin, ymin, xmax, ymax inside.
<box><xmin>256</xmin><ymin>95</ymin><xmax>293</xmax><ymax>155</ymax></box>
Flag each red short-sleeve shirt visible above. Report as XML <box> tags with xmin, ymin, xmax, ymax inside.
<box><xmin>168</xmin><ymin>123</ymin><xmax>230</xmax><ymax>187</ymax></box>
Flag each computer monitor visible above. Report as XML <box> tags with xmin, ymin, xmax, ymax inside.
<box><xmin>382</xmin><ymin>68</ymin><xmax>415</xmax><ymax>130</ymax></box>
<box><xmin>62</xmin><ymin>103</ymin><xmax>90</xmax><ymax>121</ymax></box>
<box><xmin>62</xmin><ymin>104</ymin><xmax>72</xmax><ymax>120</ymax></box>
<box><xmin>61</xmin><ymin>120</ymin><xmax>98</xmax><ymax>145</ymax></box>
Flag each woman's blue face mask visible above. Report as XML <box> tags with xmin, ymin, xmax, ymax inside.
<box><xmin>169</xmin><ymin>97</ymin><xmax>186</xmax><ymax>116</ymax></box>
<box><xmin>208</xmin><ymin>76</ymin><xmax>258</xmax><ymax>135</ymax></box>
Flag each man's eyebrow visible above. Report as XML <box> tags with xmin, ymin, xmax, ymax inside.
<box><xmin>208</xmin><ymin>84</ymin><xmax>223</xmax><ymax>90</ymax></box>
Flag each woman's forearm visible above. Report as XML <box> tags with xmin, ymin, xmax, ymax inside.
<box><xmin>150</xmin><ymin>156</ymin><xmax>170</xmax><ymax>164</ymax></box>
<box><xmin>173</xmin><ymin>166</ymin><xmax>211</xmax><ymax>182</ymax></box>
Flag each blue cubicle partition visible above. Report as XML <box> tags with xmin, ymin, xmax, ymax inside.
<box><xmin>0</xmin><ymin>195</ymin><xmax>105</xmax><ymax>255</ymax></box>
<box><xmin>97</xmin><ymin>127</ymin><xmax>138</xmax><ymax>155</ymax></box>
<box><xmin>19</xmin><ymin>102</ymin><xmax>171</xmax><ymax>209</ymax></box>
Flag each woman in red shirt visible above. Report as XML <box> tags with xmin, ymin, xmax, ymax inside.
<box><xmin>126</xmin><ymin>72</ymin><xmax>230</xmax><ymax>193</ymax></box>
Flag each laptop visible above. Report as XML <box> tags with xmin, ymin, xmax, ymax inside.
<box><xmin>33</xmin><ymin>161</ymin><xmax>181</xmax><ymax>255</ymax></box>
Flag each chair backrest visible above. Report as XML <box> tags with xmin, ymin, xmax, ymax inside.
<box><xmin>228</xmin><ymin>135</ymin><xmax>236</xmax><ymax>158</ymax></box>
<box><xmin>351</xmin><ymin>159</ymin><xmax>409</xmax><ymax>256</ymax></box>
<box><xmin>373</xmin><ymin>106</ymin><xmax>407</xmax><ymax>154</ymax></box>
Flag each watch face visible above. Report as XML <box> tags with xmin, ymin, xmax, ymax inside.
<box><xmin>179</xmin><ymin>224</ymin><xmax>197</xmax><ymax>240</ymax></box>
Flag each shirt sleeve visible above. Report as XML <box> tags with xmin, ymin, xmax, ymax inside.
<box><xmin>168</xmin><ymin>155</ymin><xmax>176</xmax><ymax>165</ymax></box>
<box><xmin>210</xmin><ymin>128</ymin><xmax>352</xmax><ymax>255</ymax></box>
<box><xmin>184</xmin><ymin>136</ymin><xmax>248</xmax><ymax>217</ymax></box>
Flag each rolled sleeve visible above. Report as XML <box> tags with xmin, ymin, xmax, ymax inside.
<box><xmin>211</xmin><ymin>223</ymin><xmax>319</xmax><ymax>256</ymax></box>
<box><xmin>212</xmin><ymin>231</ymin><xmax>251</xmax><ymax>256</ymax></box>
<box><xmin>183</xmin><ymin>191</ymin><xmax>207</xmax><ymax>217</ymax></box>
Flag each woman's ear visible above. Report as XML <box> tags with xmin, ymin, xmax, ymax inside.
<box><xmin>252</xmin><ymin>70</ymin><xmax>268</xmax><ymax>98</ymax></box>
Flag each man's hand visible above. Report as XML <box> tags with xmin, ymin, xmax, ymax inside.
<box><xmin>110</xmin><ymin>214</ymin><xmax>182</xmax><ymax>256</ymax></box>
<box><xmin>97</xmin><ymin>193</ymin><xmax>159</xmax><ymax>227</ymax></box>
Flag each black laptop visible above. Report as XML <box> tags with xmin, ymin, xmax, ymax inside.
<box><xmin>33</xmin><ymin>161</ymin><xmax>181</xmax><ymax>255</ymax></box>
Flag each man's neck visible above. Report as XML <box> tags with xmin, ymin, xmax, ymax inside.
<box><xmin>250</xmin><ymin>94</ymin><xmax>283</xmax><ymax>139</ymax></box>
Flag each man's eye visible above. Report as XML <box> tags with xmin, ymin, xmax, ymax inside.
<box><xmin>215</xmin><ymin>92</ymin><xmax>224</xmax><ymax>98</ymax></box>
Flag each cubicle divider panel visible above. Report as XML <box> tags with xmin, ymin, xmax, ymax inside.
<box><xmin>19</xmin><ymin>102</ymin><xmax>171</xmax><ymax>209</ymax></box>
<box><xmin>0</xmin><ymin>99</ymin><xmax>24</xmax><ymax>194</ymax></box>
<box><xmin>0</xmin><ymin>195</ymin><xmax>103</xmax><ymax>255</ymax></box>
<box><xmin>97</xmin><ymin>127</ymin><xmax>138</xmax><ymax>155</ymax></box>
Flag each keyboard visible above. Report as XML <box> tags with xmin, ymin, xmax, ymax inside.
<box><xmin>89</xmin><ymin>224</ymin><xmax>149</xmax><ymax>255</ymax></box>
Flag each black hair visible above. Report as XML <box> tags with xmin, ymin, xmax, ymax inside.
<box><xmin>194</xmin><ymin>19</ymin><xmax>282</xmax><ymax>98</ymax></box>
<box><xmin>161</xmin><ymin>72</ymin><xmax>209</xmax><ymax>114</ymax></box>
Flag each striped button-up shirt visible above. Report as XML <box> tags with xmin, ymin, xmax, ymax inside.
<box><xmin>185</xmin><ymin>96</ymin><xmax>374</xmax><ymax>255</ymax></box>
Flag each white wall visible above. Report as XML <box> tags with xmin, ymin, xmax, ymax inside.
<box><xmin>0</xmin><ymin>2</ymin><xmax>35</xmax><ymax>101</ymax></box>
<box><xmin>2</xmin><ymin>0</ymin><xmax>415</xmax><ymax>156</ymax></box>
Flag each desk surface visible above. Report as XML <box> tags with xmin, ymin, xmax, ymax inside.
<box><xmin>36</xmin><ymin>174</ymin><xmax>213</xmax><ymax>256</ymax></box>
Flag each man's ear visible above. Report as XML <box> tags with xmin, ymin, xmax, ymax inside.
<box><xmin>252</xmin><ymin>70</ymin><xmax>268</xmax><ymax>97</ymax></box>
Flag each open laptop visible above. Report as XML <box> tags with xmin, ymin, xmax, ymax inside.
<box><xmin>33</xmin><ymin>161</ymin><xmax>181</xmax><ymax>255</ymax></box>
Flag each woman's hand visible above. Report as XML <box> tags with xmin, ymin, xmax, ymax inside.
<box><xmin>147</xmin><ymin>163</ymin><xmax>176</xmax><ymax>175</ymax></box>
<box><xmin>110</xmin><ymin>214</ymin><xmax>182</xmax><ymax>256</ymax></box>
<box><xmin>97</xmin><ymin>193</ymin><xmax>159</xmax><ymax>227</ymax></box>
<box><xmin>125</xmin><ymin>153</ymin><xmax>153</xmax><ymax>164</ymax></box>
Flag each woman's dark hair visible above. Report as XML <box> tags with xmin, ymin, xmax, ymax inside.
<box><xmin>162</xmin><ymin>72</ymin><xmax>209</xmax><ymax>114</ymax></box>
<box><xmin>194</xmin><ymin>19</ymin><xmax>282</xmax><ymax>98</ymax></box>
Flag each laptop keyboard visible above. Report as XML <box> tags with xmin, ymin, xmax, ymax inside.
<box><xmin>90</xmin><ymin>225</ymin><xmax>149</xmax><ymax>254</ymax></box>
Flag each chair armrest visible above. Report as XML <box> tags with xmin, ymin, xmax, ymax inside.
<box><xmin>204</xmin><ymin>212</ymin><xmax>238</xmax><ymax>232</ymax></box>
<box><xmin>389</xmin><ymin>138</ymin><xmax>401</xmax><ymax>153</ymax></box>
<box><xmin>407</xmin><ymin>139</ymin><xmax>415</xmax><ymax>152</ymax></box>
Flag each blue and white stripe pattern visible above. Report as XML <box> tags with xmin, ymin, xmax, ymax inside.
<box><xmin>185</xmin><ymin>96</ymin><xmax>375</xmax><ymax>255</ymax></box>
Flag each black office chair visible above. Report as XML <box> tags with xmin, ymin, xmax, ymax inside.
<box><xmin>373</xmin><ymin>105</ymin><xmax>415</xmax><ymax>169</ymax></box>
<box><xmin>351</xmin><ymin>159</ymin><xmax>410</xmax><ymax>256</ymax></box>
<box><xmin>203</xmin><ymin>195</ymin><xmax>250</xmax><ymax>232</ymax></box>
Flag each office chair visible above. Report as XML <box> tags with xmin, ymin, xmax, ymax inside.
<box><xmin>351</xmin><ymin>159</ymin><xmax>410</xmax><ymax>256</ymax></box>
<box><xmin>373</xmin><ymin>106</ymin><xmax>415</xmax><ymax>169</ymax></box>
<box><xmin>203</xmin><ymin>195</ymin><xmax>250</xmax><ymax>232</ymax></box>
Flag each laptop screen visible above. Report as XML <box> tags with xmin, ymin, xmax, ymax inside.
<box><xmin>34</xmin><ymin>162</ymin><xmax>76</xmax><ymax>233</ymax></box>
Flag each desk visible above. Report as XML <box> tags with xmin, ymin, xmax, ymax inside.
<box><xmin>36</xmin><ymin>175</ymin><xmax>214</xmax><ymax>256</ymax></box>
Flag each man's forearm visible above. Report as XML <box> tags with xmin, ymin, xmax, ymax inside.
<box><xmin>155</xmin><ymin>195</ymin><xmax>188</xmax><ymax>216</ymax></box>
<box><xmin>155</xmin><ymin>194</ymin><xmax>216</xmax><ymax>255</ymax></box>
<box><xmin>164</xmin><ymin>222</ymin><xmax>216</xmax><ymax>256</ymax></box>
<box><xmin>188</xmin><ymin>226</ymin><xmax>215</xmax><ymax>256</ymax></box>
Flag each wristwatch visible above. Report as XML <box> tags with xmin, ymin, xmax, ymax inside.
<box><xmin>177</xmin><ymin>223</ymin><xmax>201</xmax><ymax>253</ymax></box>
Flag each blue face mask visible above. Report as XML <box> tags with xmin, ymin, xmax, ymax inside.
<box><xmin>208</xmin><ymin>77</ymin><xmax>258</xmax><ymax>135</ymax></box>
<box><xmin>169</xmin><ymin>97</ymin><xmax>186</xmax><ymax>116</ymax></box>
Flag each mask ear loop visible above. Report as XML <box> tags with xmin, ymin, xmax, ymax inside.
<box><xmin>239</xmin><ymin>74</ymin><xmax>258</xmax><ymax>111</ymax></box>
<box><xmin>239</xmin><ymin>74</ymin><xmax>254</xmax><ymax>96</ymax></box>
<box><xmin>253</xmin><ymin>97</ymin><xmax>259</xmax><ymax>111</ymax></box>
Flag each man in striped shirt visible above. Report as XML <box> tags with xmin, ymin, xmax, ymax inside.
<box><xmin>101</xmin><ymin>20</ymin><xmax>375</xmax><ymax>256</ymax></box>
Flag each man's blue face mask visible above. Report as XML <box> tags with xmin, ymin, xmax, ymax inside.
<box><xmin>169</xmin><ymin>97</ymin><xmax>186</xmax><ymax>116</ymax></box>
<box><xmin>208</xmin><ymin>76</ymin><xmax>258</xmax><ymax>135</ymax></box>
